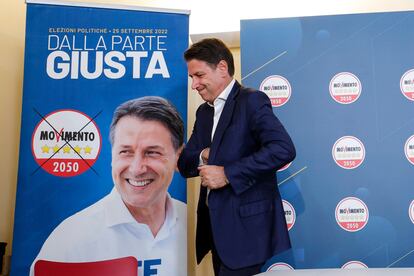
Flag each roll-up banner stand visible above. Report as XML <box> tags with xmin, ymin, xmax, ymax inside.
<box><xmin>241</xmin><ymin>11</ymin><xmax>414</xmax><ymax>272</ymax></box>
<box><xmin>12</xmin><ymin>1</ymin><xmax>189</xmax><ymax>275</ymax></box>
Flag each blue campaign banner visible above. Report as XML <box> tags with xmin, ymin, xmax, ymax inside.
<box><xmin>12</xmin><ymin>2</ymin><xmax>188</xmax><ymax>276</ymax></box>
<box><xmin>241</xmin><ymin>11</ymin><xmax>414</xmax><ymax>271</ymax></box>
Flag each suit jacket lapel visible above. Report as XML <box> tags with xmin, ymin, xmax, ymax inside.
<box><xmin>209</xmin><ymin>81</ymin><xmax>240</xmax><ymax>163</ymax></box>
<box><xmin>201</xmin><ymin>103</ymin><xmax>214</xmax><ymax>148</ymax></box>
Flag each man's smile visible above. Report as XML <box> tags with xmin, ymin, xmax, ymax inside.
<box><xmin>126</xmin><ymin>178</ymin><xmax>153</xmax><ymax>187</ymax></box>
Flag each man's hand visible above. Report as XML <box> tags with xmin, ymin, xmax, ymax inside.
<box><xmin>198</xmin><ymin>165</ymin><xmax>229</xmax><ymax>189</ymax></box>
<box><xmin>201</xmin><ymin>148</ymin><xmax>210</xmax><ymax>164</ymax></box>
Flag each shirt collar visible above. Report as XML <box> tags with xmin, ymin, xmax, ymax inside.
<box><xmin>207</xmin><ymin>79</ymin><xmax>235</xmax><ymax>107</ymax></box>
<box><xmin>104</xmin><ymin>188</ymin><xmax>178</xmax><ymax>232</ymax></box>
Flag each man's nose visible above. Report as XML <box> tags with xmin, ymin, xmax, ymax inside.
<box><xmin>129</xmin><ymin>154</ymin><xmax>147</xmax><ymax>175</ymax></box>
<box><xmin>191</xmin><ymin>78</ymin><xmax>199</xmax><ymax>90</ymax></box>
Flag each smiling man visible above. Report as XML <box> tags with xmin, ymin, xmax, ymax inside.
<box><xmin>31</xmin><ymin>97</ymin><xmax>186</xmax><ymax>276</ymax></box>
<box><xmin>178</xmin><ymin>38</ymin><xmax>296</xmax><ymax>276</ymax></box>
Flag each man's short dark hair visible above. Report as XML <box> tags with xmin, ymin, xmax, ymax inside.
<box><xmin>110</xmin><ymin>96</ymin><xmax>184</xmax><ymax>150</ymax></box>
<box><xmin>184</xmin><ymin>38</ymin><xmax>235</xmax><ymax>77</ymax></box>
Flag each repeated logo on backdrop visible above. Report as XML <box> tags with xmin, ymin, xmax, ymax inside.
<box><xmin>335</xmin><ymin>197</ymin><xmax>369</xmax><ymax>232</ymax></box>
<box><xmin>260</xmin><ymin>75</ymin><xmax>291</xmax><ymax>107</ymax></box>
<box><xmin>332</xmin><ymin>136</ymin><xmax>365</xmax><ymax>169</ymax></box>
<box><xmin>278</xmin><ymin>162</ymin><xmax>292</xmax><ymax>172</ymax></box>
<box><xmin>408</xmin><ymin>200</ymin><xmax>414</xmax><ymax>224</ymax></box>
<box><xmin>405</xmin><ymin>135</ymin><xmax>414</xmax><ymax>165</ymax></box>
<box><xmin>400</xmin><ymin>69</ymin><xmax>414</xmax><ymax>101</ymax></box>
<box><xmin>282</xmin><ymin>200</ymin><xmax>296</xmax><ymax>231</ymax></box>
<box><xmin>341</xmin><ymin>261</ymin><xmax>368</xmax><ymax>269</ymax></box>
<box><xmin>266</xmin><ymin>262</ymin><xmax>294</xmax><ymax>271</ymax></box>
<box><xmin>329</xmin><ymin>72</ymin><xmax>362</xmax><ymax>104</ymax></box>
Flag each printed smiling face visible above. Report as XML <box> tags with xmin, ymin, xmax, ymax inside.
<box><xmin>111</xmin><ymin>116</ymin><xmax>180</xmax><ymax>212</ymax></box>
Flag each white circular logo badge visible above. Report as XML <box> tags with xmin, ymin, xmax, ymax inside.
<box><xmin>408</xmin><ymin>200</ymin><xmax>414</xmax><ymax>224</ymax></box>
<box><xmin>342</xmin><ymin>261</ymin><xmax>368</xmax><ymax>269</ymax></box>
<box><xmin>329</xmin><ymin>72</ymin><xmax>362</xmax><ymax>104</ymax></box>
<box><xmin>267</xmin><ymin>262</ymin><xmax>294</xmax><ymax>271</ymax></box>
<box><xmin>335</xmin><ymin>197</ymin><xmax>369</xmax><ymax>232</ymax></box>
<box><xmin>282</xmin><ymin>200</ymin><xmax>296</xmax><ymax>231</ymax></box>
<box><xmin>400</xmin><ymin>69</ymin><xmax>414</xmax><ymax>101</ymax></box>
<box><xmin>260</xmin><ymin>75</ymin><xmax>291</xmax><ymax>107</ymax></box>
<box><xmin>332</xmin><ymin>136</ymin><xmax>365</xmax><ymax>169</ymax></box>
<box><xmin>32</xmin><ymin>109</ymin><xmax>101</xmax><ymax>177</ymax></box>
<box><xmin>405</xmin><ymin>135</ymin><xmax>414</xmax><ymax>165</ymax></box>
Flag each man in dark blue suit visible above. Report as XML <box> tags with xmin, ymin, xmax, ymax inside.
<box><xmin>178</xmin><ymin>38</ymin><xmax>296</xmax><ymax>276</ymax></box>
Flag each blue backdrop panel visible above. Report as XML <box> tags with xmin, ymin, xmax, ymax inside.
<box><xmin>241</xmin><ymin>11</ymin><xmax>414</xmax><ymax>271</ymax></box>
<box><xmin>12</xmin><ymin>3</ymin><xmax>188</xmax><ymax>275</ymax></box>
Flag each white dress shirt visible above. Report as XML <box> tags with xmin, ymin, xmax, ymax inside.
<box><xmin>30</xmin><ymin>188</ymin><xmax>187</xmax><ymax>276</ymax></box>
<box><xmin>200</xmin><ymin>78</ymin><xmax>235</xmax><ymax>165</ymax></box>
<box><xmin>210</xmin><ymin>79</ymin><xmax>235</xmax><ymax>141</ymax></box>
<box><xmin>201</xmin><ymin>79</ymin><xmax>235</xmax><ymax>202</ymax></box>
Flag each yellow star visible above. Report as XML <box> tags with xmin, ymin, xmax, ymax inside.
<box><xmin>53</xmin><ymin>145</ymin><xmax>60</xmax><ymax>153</ymax></box>
<box><xmin>41</xmin><ymin>145</ymin><xmax>50</xmax><ymax>153</ymax></box>
<box><xmin>63</xmin><ymin>145</ymin><xmax>71</xmax><ymax>154</ymax></box>
<box><xmin>84</xmin><ymin>145</ymin><xmax>92</xmax><ymax>154</ymax></box>
<box><xmin>74</xmin><ymin>145</ymin><xmax>81</xmax><ymax>154</ymax></box>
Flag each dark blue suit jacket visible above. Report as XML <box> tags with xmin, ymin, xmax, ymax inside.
<box><xmin>178</xmin><ymin>81</ymin><xmax>296</xmax><ymax>269</ymax></box>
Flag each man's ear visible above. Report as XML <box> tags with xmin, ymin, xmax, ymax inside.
<box><xmin>175</xmin><ymin>144</ymin><xmax>184</xmax><ymax>172</ymax></box>
<box><xmin>177</xmin><ymin>144</ymin><xmax>184</xmax><ymax>156</ymax></box>
<box><xmin>217</xmin><ymin>60</ymin><xmax>229</xmax><ymax>77</ymax></box>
